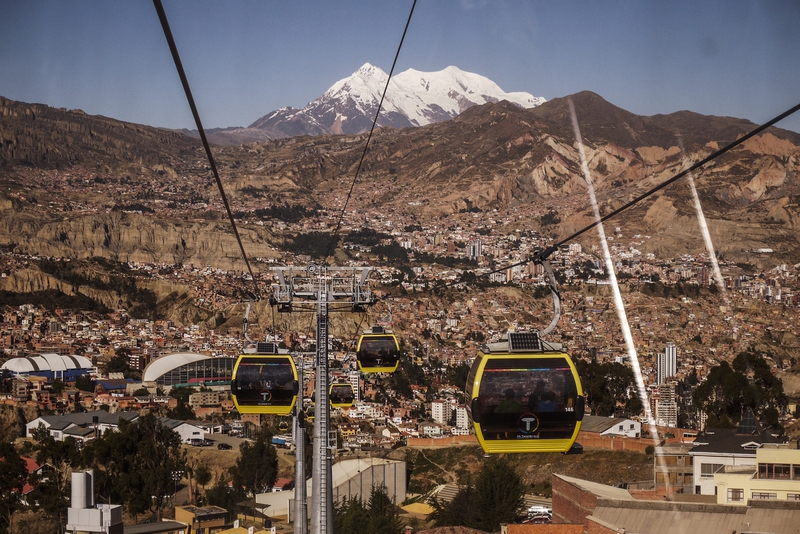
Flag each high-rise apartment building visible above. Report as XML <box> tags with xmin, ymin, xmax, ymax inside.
<box><xmin>657</xmin><ymin>342</ymin><xmax>678</xmax><ymax>384</ymax></box>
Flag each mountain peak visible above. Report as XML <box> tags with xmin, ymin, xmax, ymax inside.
<box><xmin>355</xmin><ymin>63</ymin><xmax>384</xmax><ymax>77</ymax></box>
<box><xmin>248</xmin><ymin>64</ymin><xmax>546</xmax><ymax>138</ymax></box>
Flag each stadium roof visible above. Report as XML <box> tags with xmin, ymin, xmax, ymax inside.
<box><xmin>1</xmin><ymin>353</ymin><xmax>93</xmax><ymax>374</ymax></box>
<box><xmin>142</xmin><ymin>352</ymin><xmax>211</xmax><ymax>382</ymax></box>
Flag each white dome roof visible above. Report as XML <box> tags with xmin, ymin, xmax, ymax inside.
<box><xmin>1</xmin><ymin>353</ymin><xmax>93</xmax><ymax>373</ymax></box>
<box><xmin>142</xmin><ymin>352</ymin><xmax>211</xmax><ymax>382</ymax></box>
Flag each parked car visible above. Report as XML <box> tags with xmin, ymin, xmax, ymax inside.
<box><xmin>217</xmin><ymin>443</ymin><xmax>232</xmax><ymax>450</ymax></box>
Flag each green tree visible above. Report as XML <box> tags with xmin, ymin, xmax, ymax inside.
<box><xmin>0</xmin><ymin>442</ymin><xmax>28</xmax><ymax>534</ymax></box>
<box><xmin>472</xmin><ymin>457</ymin><xmax>525</xmax><ymax>532</ymax></box>
<box><xmin>29</xmin><ymin>427</ymin><xmax>82</xmax><ymax>531</ymax></box>
<box><xmin>50</xmin><ymin>378</ymin><xmax>66</xmax><ymax>395</ymax></box>
<box><xmin>74</xmin><ymin>375</ymin><xmax>95</xmax><ymax>392</ymax></box>
<box><xmin>432</xmin><ymin>485</ymin><xmax>474</xmax><ymax>527</ymax></box>
<box><xmin>205</xmin><ymin>477</ymin><xmax>240</xmax><ymax>520</ymax></box>
<box><xmin>692</xmin><ymin>357</ymin><xmax>769</xmax><ymax>425</ymax></box>
<box><xmin>232</xmin><ymin>426</ymin><xmax>278</xmax><ymax>497</ymax></box>
<box><xmin>82</xmin><ymin>415</ymin><xmax>186</xmax><ymax>521</ymax></box>
<box><xmin>126</xmin><ymin>414</ymin><xmax>186</xmax><ymax>520</ymax></box>
<box><xmin>446</xmin><ymin>362</ymin><xmax>471</xmax><ymax>391</ymax></box>
<box><xmin>333</xmin><ymin>485</ymin><xmax>403</xmax><ymax>534</ymax></box>
<box><xmin>168</xmin><ymin>400</ymin><xmax>195</xmax><ymax>420</ymax></box>
<box><xmin>195</xmin><ymin>464</ymin><xmax>212</xmax><ymax>493</ymax></box>
<box><xmin>334</xmin><ymin>496</ymin><xmax>368</xmax><ymax>534</ymax></box>
<box><xmin>576</xmin><ymin>359</ymin><xmax>641</xmax><ymax>417</ymax></box>
<box><xmin>432</xmin><ymin>457</ymin><xmax>525</xmax><ymax>531</ymax></box>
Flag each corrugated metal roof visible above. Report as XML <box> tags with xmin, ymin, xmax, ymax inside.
<box><xmin>588</xmin><ymin>500</ymin><xmax>800</xmax><ymax>534</ymax></box>
<box><xmin>579</xmin><ymin>414</ymin><xmax>631</xmax><ymax>434</ymax></box>
<box><xmin>556</xmin><ymin>474</ymin><xmax>637</xmax><ymax>501</ymax></box>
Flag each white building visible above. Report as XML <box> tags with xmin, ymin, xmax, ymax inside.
<box><xmin>431</xmin><ymin>400</ymin><xmax>450</xmax><ymax>425</ymax></box>
<box><xmin>455</xmin><ymin>404</ymin><xmax>469</xmax><ymax>430</ymax></box>
<box><xmin>27</xmin><ymin>411</ymin><xmax>139</xmax><ymax>442</ymax></box>
<box><xmin>690</xmin><ymin>411</ymin><xmax>786</xmax><ymax>495</ymax></box>
<box><xmin>66</xmin><ymin>471</ymin><xmax>123</xmax><ymax>534</ymax></box>
<box><xmin>655</xmin><ymin>382</ymin><xmax>678</xmax><ymax>428</ymax></box>
<box><xmin>657</xmin><ymin>342</ymin><xmax>678</xmax><ymax>384</ymax></box>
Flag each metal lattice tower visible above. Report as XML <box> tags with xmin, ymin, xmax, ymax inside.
<box><xmin>271</xmin><ymin>266</ymin><xmax>374</xmax><ymax>534</ymax></box>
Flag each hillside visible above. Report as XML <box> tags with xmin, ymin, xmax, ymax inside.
<box><xmin>2</xmin><ymin>92</ymin><xmax>800</xmax><ymax>269</ymax></box>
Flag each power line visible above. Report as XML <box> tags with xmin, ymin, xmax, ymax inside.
<box><xmin>323</xmin><ymin>0</ymin><xmax>418</xmax><ymax>261</ymax></box>
<box><xmin>153</xmin><ymin>0</ymin><xmax>260</xmax><ymax>298</ymax></box>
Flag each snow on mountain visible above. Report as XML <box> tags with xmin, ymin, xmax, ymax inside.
<box><xmin>248</xmin><ymin>64</ymin><xmax>545</xmax><ymax>138</ymax></box>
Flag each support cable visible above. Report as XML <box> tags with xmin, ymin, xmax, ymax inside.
<box><xmin>530</xmin><ymin>101</ymin><xmax>800</xmax><ymax>264</ymax></box>
<box><xmin>153</xmin><ymin>0</ymin><xmax>260</xmax><ymax>297</ymax></box>
<box><xmin>323</xmin><ymin>0</ymin><xmax>418</xmax><ymax>261</ymax></box>
<box><xmin>372</xmin><ymin>100</ymin><xmax>800</xmax><ymax>303</ymax></box>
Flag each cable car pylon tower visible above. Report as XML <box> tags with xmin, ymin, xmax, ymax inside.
<box><xmin>270</xmin><ymin>265</ymin><xmax>374</xmax><ymax>534</ymax></box>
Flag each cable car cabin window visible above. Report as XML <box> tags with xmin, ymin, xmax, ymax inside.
<box><xmin>329</xmin><ymin>384</ymin><xmax>355</xmax><ymax>407</ymax></box>
<box><xmin>231</xmin><ymin>357</ymin><xmax>297</xmax><ymax>414</ymax></box>
<box><xmin>477</xmin><ymin>357</ymin><xmax>580</xmax><ymax>442</ymax></box>
<box><xmin>357</xmin><ymin>335</ymin><xmax>400</xmax><ymax>372</ymax></box>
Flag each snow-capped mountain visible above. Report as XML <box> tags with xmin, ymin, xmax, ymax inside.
<box><xmin>248</xmin><ymin>63</ymin><xmax>545</xmax><ymax>138</ymax></box>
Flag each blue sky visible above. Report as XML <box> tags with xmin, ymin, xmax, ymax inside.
<box><xmin>2</xmin><ymin>0</ymin><xmax>799</xmax><ymax>133</ymax></box>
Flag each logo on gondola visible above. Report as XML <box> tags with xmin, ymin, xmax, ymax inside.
<box><xmin>518</xmin><ymin>413</ymin><xmax>539</xmax><ymax>434</ymax></box>
<box><xmin>259</xmin><ymin>390</ymin><xmax>272</xmax><ymax>403</ymax></box>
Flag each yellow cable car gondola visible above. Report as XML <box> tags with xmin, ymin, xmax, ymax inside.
<box><xmin>329</xmin><ymin>383</ymin><xmax>355</xmax><ymax>408</ymax></box>
<box><xmin>466</xmin><ymin>259</ymin><xmax>584</xmax><ymax>454</ymax></box>
<box><xmin>356</xmin><ymin>326</ymin><xmax>400</xmax><ymax>373</ymax></box>
<box><xmin>466</xmin><ymin>331</ymin><xmax>584</xmax><ymax>454</ymax></box>
<box><xmin>231</xmin><ymin>342</ymin><xmax>298</xmax><ymax>416</ymax></box>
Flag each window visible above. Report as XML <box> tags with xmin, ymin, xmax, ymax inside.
<box><xmin>759</xmin><ymin>463</ymin><xmax>791</xmax><ymax>479</ymax></box>
<box><xmin>700</xmin><ymin>463</ymin><xmax>723</xmax><ymax>478</ymax></box>
<box><xmin>751</xmin><ymin>492</ymin><xmax>777</xmax><ymax>500</ymax></box>
<box><xmin>727</xmin><ymin>488</ymin><xmax>744</xmax><ymax>502</ymax></box>
<box><xmin>788</xmin><ymin>493</ymin><xmax>800</xmax><ymax>501</ymax></box>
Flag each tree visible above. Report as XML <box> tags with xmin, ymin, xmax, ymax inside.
<box><xmin>432</xmin><ymin>457</ymin><xmax>525</xmax><ymax>532</ymax></box>
<box><xmin>334</xmin><ymin>485</ymin><xmax>403</xmax><ymax>534</ymax></box>
<box><xmin>576</xmin><ymin>359</ymin><xmax>641</xmax><ymax>417</ymax></box>
<box><xmin>472</xmin><ymin>457</ymin><xmax>525</xmax><ymax>532</ymax></box>
<box><xmin>0</xmin><ymin>442</ymin><xmax>28</xmax><ymax>534</ymax></box>
<box><xmin>205</xmin><ymin>477</ymin><xmax>240</xmax><ymax>520</ymax></box>
<box><xmin>126</xmin><ymin>414</ymin><xmax>186</xmax><ymax>520</ymax></box>
<box><xmin>232</xmin><ymin>425</ymin><xmax>278</xmax><ymax>497</ymax></box>
<box><xmin>432</xmin><ymin>485</ymin><xmax>474</xmax><ymax>527</ymax></box>
<box><xmin>82</xmin><ymin>414</ymin><xmax>186</xmax><ymax>521</ymax></box>
<box><xmin>334</xmin><ymin>496</ymin><xmax>368</xmax><ymax>534</ymax></box>
<box><xmin>29</xmin><ymin>427</ymin><xmax>83</xmax><ymax>531</ymax></box>
<box><xmin>74</xmin><ymin>375</ymin><xmax>95</xmax><ymax>392</ymax></box>
<box><xmin>693</xmin><ymin>349</ymin><xmax>788</xmax><ymax>428</ymax></box>
<box><xmin>50</xmin><ymin>378</ymin><xmax>66</xmax><ymax>395</ymax></box>
<box><xmin>195</xmin><ymin>464</ymin><xmax>212</xmax><ymax>494</ymax></box>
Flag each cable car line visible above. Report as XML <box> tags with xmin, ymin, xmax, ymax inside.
<box><xmin>529</xmin><ymin>100</ymin><xmax>800</xmax><ymax>264</ymax></box>
<box><xmin>153</xmin><ymin>0</ymin><xmax>260</xmax><ymax>298</ymax></box>
<box><xmin>371</xmin><ymin>99</ymin><xmax>800</xmax><ymax>304</ymax></box>
<box><xmin>323</xmin><ymin>0</ymin><xmax>418</xmax><ymax>261</ymax></box>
